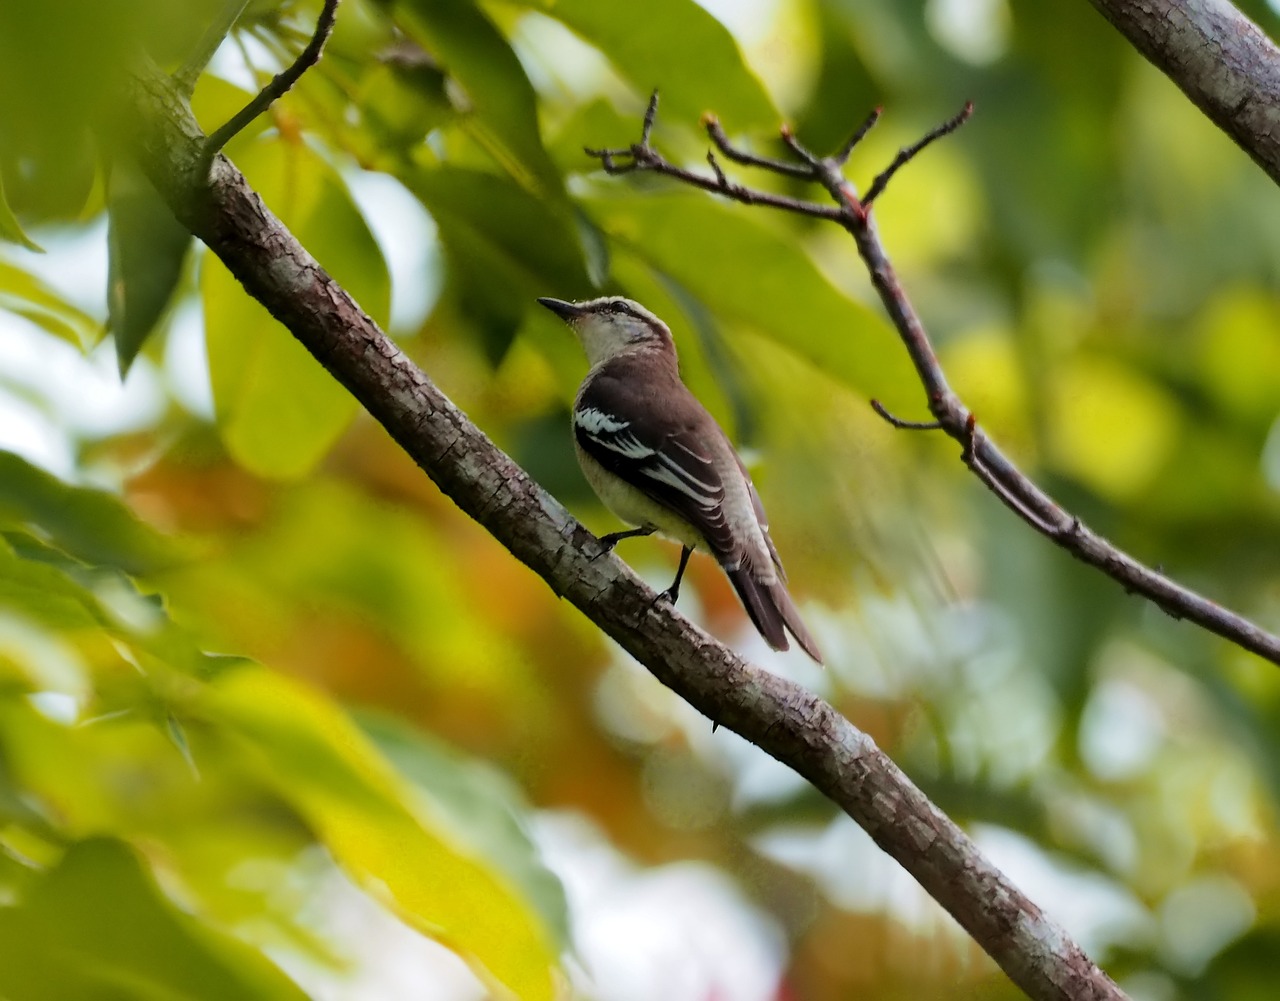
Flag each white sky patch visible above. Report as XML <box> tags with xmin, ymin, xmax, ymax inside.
<box><xmin>755</xmin><ymin>816</ymin><xmax>1152</xmax><ymax>959</ymax></box>
<box><xmin>535</xmin><ymin>811</ymin><xmax>785</xmax><ymax>1001</ymax></box>
<box><xmin>12</xmin><ymin>217</ymin><xmax>108</xmax><ymax>316</ymax></box>
<box><xmin>342</xmin><ymin>169</ymin><xmax>442</xmax><ymax>334</ymax></box>
<box><xmin>1158</xmin><ymin>874</ymin><xmax>1255</xmax><ymax>976</ymax></box>
<box><xmin>0</xmin><ymin>218</ymin><xmax>170</xmax><ymax>480</ymax></box>
<box><xmin>695</xmin><ymin>0</ymin><xmax>785</xmax><ymax>45</ymax></box>
<box><xmin>0</xmin><ymin>313</ymin><xmax>166</xmax><ymax>480</ymax></box>
<box><xmin>208</xmin><ymin>28</ymin><xmax>281</xmax><ymax>91</ymax></box>
<box><xmin>696</xmin><ymin>0</ymin><xmax>816</xmax><ymax>112</ymax></box>
<box><xmin>1079</xmin><ymin>675</ymin><xmax>1166</xmax><ymax>782</ymax></box>
<box><xmin>510</xmin><ymin>11</ymin><xmax>619</xmax><ymax>101</ymax></box>
<box><xmin>0</xmin><ymin>392</ymin><xmax>76</xmax><ymax>479</ymax></box>
<box><xmin>926</xmin><ymin>0</ymin><xmax>1012</xmax><ymax>65</ymax></box>
<box><xmin>164</xmin><ymin>297</ymin><xmax>215</xmax><ymax>420</ymax></box>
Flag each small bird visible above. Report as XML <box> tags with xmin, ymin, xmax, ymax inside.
<box><xmin>538</xmin><ymin>295</ymin><xmax>822</xmax><ymax>663</ymax></box>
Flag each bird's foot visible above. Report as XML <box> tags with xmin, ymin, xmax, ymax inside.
<box><xmin>595</xmin><ymin>526</ymin><xmax>655</xmax><ymax>558</ymax></box>
<box><xmin>654</xmin><ymin>583</ymin><xmax>681</xmax><ymax>605</ymax></box>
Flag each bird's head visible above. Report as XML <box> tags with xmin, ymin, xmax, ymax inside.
<box><xmin>537</xmin><ymin>296</ymin><xmax>675</xmax><ymax>366</ymax></box>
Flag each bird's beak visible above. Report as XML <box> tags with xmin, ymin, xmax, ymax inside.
<box><xmin>537</xmin><ymin>297</ymin><xmax>585</xmax><ymax>322</ymax></box>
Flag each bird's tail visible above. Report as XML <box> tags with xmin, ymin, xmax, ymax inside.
<box><xmin>725</xmin><ymin>566</ymin><xmax>823</xmax><ymax>664</ymax></box>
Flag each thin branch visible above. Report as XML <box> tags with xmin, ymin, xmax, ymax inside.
<box><xmin>203</xmin><ymin>0</ymin><xmax>340</xmax><ymax>158</ymax></box>
<box><xmin>583</xmin><ymin>95</ymin><xmax>1280</xmax><ymax>668</ymax></box>
<box><xmin>704</xmin><ymin>114</ymin><xmax>815</xmax><ymax>178</ymax></box>
<box><xmin>779</xmin><ymin>123</ymin><xmax>823</xmax><ymax>170</ymax></box>
<box><xmin>705</xmin><ymin>150</ymin><xmax>728</xmax><ymax>187</ymax></box>
<box><xmin>871</xmin><ymin>398</ymin><xmax>943</xmax><ymax>430</ymax></box>
<box><xmin>125</xmin><ymin>64</ymin><xmax>1126</xmax><ymax>1001</ymax></box>
<box><xmin>174</xmin><ymin>0</ymin><xmax>251</xmax><ymax>96</ymax></box>
<box><xmin>862</xmin><ymin>100</ymin><xmax>973</xmax><ymax>207</ymax></box>
<box><xmin>639</xmin><ymin>87</ymin><xmax>659</xmax><ymax>145</ymax></box>
<box><xmin>834</xmin><ymin>106</ymin><xmax>883</xmax><ymax>165</ymax></box>
<box><xmin>584</xmin><ymin>94</ymin><xmax>844</xmax><ymax>222</ymax></box>
<box><xmin>584</xmin><ymin>137</ymin><xmax>844</xmax><ymax>221</ymax></box>
<box><xmin>962</xmin><ymin>416</ymin><xmax>1065</xmax><ymax>537</ymax></box>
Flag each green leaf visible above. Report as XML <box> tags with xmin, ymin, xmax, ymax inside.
<box><xmin>107</xmin><ymin>162</ymin><xmax>193</xmax><ymax>376</ymax></box>
<box><xmin>0</xmin><ymin>450</ymin><xmax>176</xmax><ymax>575</ymax></box>
<box><xmin>0</xmin><ymin>172</ymin><xmax>42</xmax><ymax>251</ymax></box>
<box><xmin>203</xmin><ymin>139</ymin><xmax>390</xmax><ymax>479</ymax></box>
<box><xmin>357</xmin><ymin>59</ymin><xmax>454</xmax><ymax>156</ymax></box>
<box><xmin>586</xmin><ymin>193</ymin><xmax>909</xmax><ymax>401</ymax></box>
<box><xmin>204</xmin><ymin>667</ymin><xmax>561</xmax><ymax>1001</ymax></box>
<box><xmin>359</xmin><ymin>712</ymin><xmax>570</xmax><ymax>948</ymax></box>
<box><xmin>0</xmin><ymin>533</ymin><xmax>108</xmax><ymax>635</ymax></box>
<box><xmin>409</xmin><ymin>166</ymin><xmax>592</xmax><ymax>361</ymax></box>
<box><xmin>388</xmin><ymin>0</ymin><xmax>563</xmax><ymax>197</ymax></box>
<box><xmin>512</xmin><ymin>0</ymin><xmax>776</xmax><ymax>130</ymax></box>
<box><xmin>0</xmin><ymin>837</ymin><xmax>311</xmax><ymax>1001</ymax></box>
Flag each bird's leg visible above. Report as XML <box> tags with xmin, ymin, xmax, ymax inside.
<box><xmin>597</xmin><ymin>526</ymin><xmax>656</xmax><ymax>554</ymax></box>
<box><xmin>658</xmin><ymin>546</ymin><xmax>694</xmax><ymax>604</ymax></box>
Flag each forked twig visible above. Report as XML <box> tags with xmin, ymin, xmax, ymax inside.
<box><xmin>584</xmin><ymin>91</ymin><xmax>1280</xmax><ymax>667</ymax></box>
<box><xmin>203</xmin><ymin>0</ymin><xmax>340</xmax><ymax>158</ymax></box>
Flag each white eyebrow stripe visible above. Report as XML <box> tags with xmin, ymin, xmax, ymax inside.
<box><xmin>575</xmin><ymin>407</ymin><xmax>631</xmax><ymax>434</ymax></box>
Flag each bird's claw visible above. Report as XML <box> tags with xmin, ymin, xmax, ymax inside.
<box><xmin>654</xmin><ymin>585</ymin><xmax>680</xmax><ymax>606</ymax></box>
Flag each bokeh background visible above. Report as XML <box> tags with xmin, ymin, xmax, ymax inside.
<box><xmin>1</xmin><ymin>0</ymin><xmax>1279</xmax><ymax>998</ymax></box>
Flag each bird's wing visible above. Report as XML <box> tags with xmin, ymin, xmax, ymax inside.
<box><xmin>573</xmin><ymin>385</ymin><xmax>739</xmax><ymax>559</ymax></box>
<box><xmin>735</xmin><ymin>453</ymin><xmax>786</xmax><ymax>582</ymax></box>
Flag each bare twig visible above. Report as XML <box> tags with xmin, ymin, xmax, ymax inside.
<box><xmin>834</xmin><ymin>106</ymin><xmax>883</xmax><ymax>165</ymax></box>
<box><xmin>124</xmin><ymin>63</ymin><xmax>1129</xmax><ymax>1001</ymax></box>
<box><xmin>584</xmin><ymin>130</ymin><xmax>844</xmax><ymax>221</ymax></box>
<box><xmin>870</xmin><ymin>398</ymin><xmax>943</xmax><ymax>430</ymax></box>
<box><xmin>961</xmin><ymin>415</ymin><xmax>1065</xmax><ymax>538</ymax></box>
<box><xmin>582</xmin><ymin>94</ymin><xmax>1280</xmax><ymax>668</ymax></box>
<box><xmin>203</xmin><ymin>0</ymin><xmax>340</xmax><ymax>158</ymax></box>
<box><xmin>705</xmin><ymin>113</ymin><xmax>814</xmax><ymax>178</ymax></box>
<box><xmin>779</xmin><ymin>123</ymin><xmax>823</xmax><ymax>170</ymax></box>
<box><xmin>862</xmin><ymin>100</ymin><xmax>972</xmax><ymax>207</ymax></box>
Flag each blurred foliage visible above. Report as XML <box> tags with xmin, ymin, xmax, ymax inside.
<box><xmin>0</xmin><ymin>0</ymin><xmax>1279</xmax><ymax>998</ymax></box>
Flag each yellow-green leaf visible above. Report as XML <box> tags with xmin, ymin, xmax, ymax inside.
<box><xmin>392</xmin><ymin>0</ymin><xmax>563</xmax><ymax>198</ymax></box>
<box><xmin>512</xmin><ymin>0</ymin><xmax>776</xmax><ymax>130</ymax></box>
<box><xmin>204</xmin><ymin>667</ymin><xmax>561</xmax><ymax>1001</ymax></box>
<box><xmin>0</xmin><ymin>837</ymin><xmax>310</xmax><ymax>1001</ymax></box>
<box><xmin>0</xmin><ymin>172</ymin><xmax>42</xmax><ymax>251</ymax></box>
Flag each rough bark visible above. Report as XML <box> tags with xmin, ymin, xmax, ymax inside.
<box><xmin>1086</xmin><ymin>0</ymin><xmax>1280</xmax><ymax>184</ymax></box>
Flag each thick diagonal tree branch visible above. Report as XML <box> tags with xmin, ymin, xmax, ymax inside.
<box><xmin>1085</xmin><ymin>0</ymin><xmax>1280</xmax><ymax>186</ymax></box>
<box><xmin>585</xmin><ymin>94</ymin><xmax>1280</xmax><ymax>667</ymax></box>
<box><xmin>121</xmin><ymin>64</ymin><xmax>1126</xmax><ymax>1001</ymax></box>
